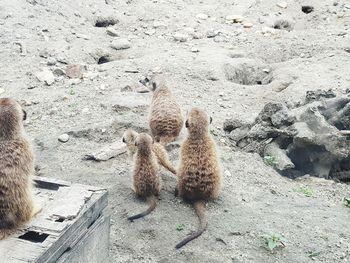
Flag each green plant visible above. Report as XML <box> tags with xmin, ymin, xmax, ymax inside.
<box><xmin>263</xmin><ymin>155</ymin><xmax>278</xmax><ymax>167</ymax></box>
<box><xmin>344</xmin><ymin>197</ymin><xmax>350</xmax><ymax>207</ymax></box>
<box><xmin>307</xmin><ymin>251</ymin><xmax>321</xmax><ymax>258</ymax></box>
<box><xmin>69</xmin><ymin>89</ymin><xmax>75</xmax><ymax>95</ymax></box>
<box><xmin>176</xmin><ymin>224</ymin><xmax>185</xmax><ymax>231</ymax></box>
<box><xmin>263</xmin><ymin>233</ymin><xmax>287</xmax><ymax>253</ymax></box>
<box><xmin>295</xmin><ymin>187</ymin><xmax>313</xmax><ymax>197</ymax></box>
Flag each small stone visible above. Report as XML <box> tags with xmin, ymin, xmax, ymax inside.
<box><xmin>225</xmin><ymin>15</ymin><xmax>243</xmax><ymax>23</ymax></box>
<box><xmin>76</xmin><ymin>33</ymin><xmax>90</xmax><ymax>40</ymax></box>
<box><xmin>206</xmin><ymin>30</ymin><xmax>217</xmax><ymax>38</ymax></box>
<box><xmin>144</xmin><ymin>29</ymin><xmax>156</xmax><ymax>36</ymax></box>
<box><xmin>173</xmin><ymin>33</ymin><xmax>188</xmax><ymax>42</ymax></box>
<box><xmin>191</xmin><ymin>47</ymin><xmax>199</xmax><ymax>52</ymax></box>
<box><xmin>110</xmin><ymin>38</ymin><xmax>131</xmax><ymax>50</ymax></box>
<box><xmin>277</xmin><ymin>2</ymin><xmax>287</xmax><ymax>8</ymax></box>
<box><xmin>66</xmin><ymin>64</ymin><xmax>83</xmax><ymax>79</ymax></box>
<box><xmin>58</xmin><ymin>134</ymin><xmax>69</xmax><ymax>143</ymax></box>
<box><xmin>106</xmin><ymin>27</ymin><xmax>119</xmax><ymax>37</ymax></box>
<box><xmin>223</xmin><ymin>118</ymin><xmax>245</xmax><ymax>132</ymax></box>
<box><xmin>0</xmin><ymin>88</ymin><xmax>5</xmax><ymax>94</ymax></box>
<box><xmin>35</xmin><ymin>68</ymin><xmax>55</xmax><ymax>85</ymax></box>
<box><xmin>47</xmin><ymin>57</ymin><xmax>57</xmax><ymax>66</ymax></box>
<box><xmin>224</xmin><ymin>170</ymin><xmax>232</xmax><ymax>177</ymax></box>
<box><xmin>243</xmin><ymin>22</ymin><xmax>253</xmax><ymax>28</ymax></box>
<box><xmin>52</xmin><ymin>67</ymin><xmax>66</xmax><ymax>76</ymax></box>
<box><xmin>196</xmin><ymin>13</ymin><xmax>208</xmax><ymax>20</ymax></box>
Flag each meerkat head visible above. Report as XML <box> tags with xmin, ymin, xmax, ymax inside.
<box><xmin>185</xmin><ymin>108</ymin><xmax>212</xmax><ymax>137</ymax></box>
<box><xmin>139</xmin><ymin>73</ymin><xmax>166</xmax><ymax>92</ymax></box>
<box><xmin>0</xmin><ymin>98</ymin><xmax>27</xmax><ymax>140</ymax></box>
<box><xmin>122</xmin><ymin>129</ymin><xmax>138</xmax><ymax>144</ymax></box>
<box><xmin>135</xmin><ymin>133</ymin><xmax>154</xmax><ymax>154</ymax></box>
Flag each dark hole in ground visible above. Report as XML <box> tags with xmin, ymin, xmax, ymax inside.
<box><xmin>94</xmin><ymin>18</ymin><xmax>118</xmax><ymax>27</ymax></box>
<box><xmin>97</xmin><ymin>56</ymin><xmax>112</xmax><ymax>64</ymax></box>
<box><xmin>34</xmin><ymin>179</ymin><xmax>67</xmax><ymax>191</ymax></box>
<box><xmin>273</xmin><ymin>19</ymin><xmax>293</xmax><ymax>31</ymax></box>
<box><xmin>55</xmin><ymin>217</ymin><xmax>65</xmax><ymax>222</ymax></box>
<box><xmin>330</xmin><ymin>158</ymin><xmax>350</xmax><ymax>182</ymax></box>
<box><xmin>302</xmin><ymin>5</ymin><xmax>314</xmax><ymax>14</ymax></box>
<box><xmin>19</xmin><ymin>231</ymin><xmax>49</xmax><ymax>243</ymax></box>
<box><xmin>223</xmin><ymin>62</ymin><xmax>273</xmax><ymax>86</ymax></box>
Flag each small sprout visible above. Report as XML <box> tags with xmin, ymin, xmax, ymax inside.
<box><xmin>263</xmin><ymin>233</ymin><xmax>287</xmax><ymax>253</ymax></box>
<box><xmin>307</xmin><ymin>251</ymin><xmax>321</xmax><ymax>258</ymax></box>
<box><xmin>263</xmin><ymin>155</ymin><xmax>278</xmax><ymax>167</ymax></box>
<box><xmin>69</xmin><ymin>89</ymin><xmax>75</xmax><ymax>95</ymax></box>
<box><xmin>295</xmin><ymin>187</ymin><xmax>313</xmax><ymax>197</ymax></box>
<box><xmin>344</xmin><ymin>197</ymin><xmax>350</xmax><ymax>208</ymax></box>
<box><xmin>176</xmin><ymin>224</ymin><xmax>185</xmax><ymax>231</ymax></box>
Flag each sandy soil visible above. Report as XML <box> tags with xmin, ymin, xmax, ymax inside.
<box><xmin>1</xmin><ymin>0</ymin><xmax>350</xmax><ymax>262</ymax></box>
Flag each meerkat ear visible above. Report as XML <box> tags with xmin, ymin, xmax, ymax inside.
<box><xmin>22</xmin><ymin>109</ymin><xmax>27</xmax><ymax>121</ymax></box>
<box><xmin>209</xmin><ymin>117</ymin><xmax>212</xmax><ymax>124</ymax></box>
<box><xmin>185</xmin><ymin>120</ymin><xmax>189</xmax><ymax>128</ymax></box>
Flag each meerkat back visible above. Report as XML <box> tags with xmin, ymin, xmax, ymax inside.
<box><xmin>140</xmin><ymin>73</ymin><xmax>184</xmax><ymax>145</ymax></box>
<box><xmin>0</xmin><ymin>98</ymin><xmax>38</xmax><ymax>239</ymax></box>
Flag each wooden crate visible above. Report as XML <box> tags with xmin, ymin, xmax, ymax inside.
<box><xmin>0</xmin><ymin>177</ymin><xmax>109</xmax><ymax>263</ymax></box>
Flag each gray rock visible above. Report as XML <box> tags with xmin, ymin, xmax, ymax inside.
<box><xmin>58</xmin><ymin>134</ymin><xmax>70</xmax><ymax>143</ymax></box>
<box><xmin>110</xmin><ymin>38</ymin><xmax>131</xmax><ymax>50</ymax></box>
<box><xmin>47</xmin><ymin>57</ymin><xmax>57</xmax><ymax>66</ymax></box>
<box><xmin>35</xmin><ymin>68</ymin><xmax>55</xmax><ymax>85</ymax></box>
<box><xmin>271</xmin><ymin>107</ymin><xmax>295</xmax><ymax>127</ymax></box>
<box><xmin>223</xmin><ymin>118</ymin><xmax>245</xmax><ymax>132</ymax></box>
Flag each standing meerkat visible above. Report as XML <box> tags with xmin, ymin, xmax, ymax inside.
<box><xmin>128</xmin><ymin>133</ymin><xmax>161</xmax><ymax>222</ymax></box>
<box><xmin>122</xmin><ymin>129</ymin><xmax>176</xmax><ymax>175</ymax></box>
<box><xmin>140</xmin><ymin>73</ymin><xmax>184</xmax><ymax>145</ymax></box>
<box><xmin>175</xmin><ymin>108</ymin><xmax>221</xmax><ymax>249</ymax></box>
<box><xmin>0</xmin><ymin>98</ymin><xmax>41</xmax><ymax>239</ymax></box>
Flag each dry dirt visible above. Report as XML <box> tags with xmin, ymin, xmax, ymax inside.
<box><xmin>1</xmin><ymin>0</ymin><xmax>350</xmax><ymax>262</ymax></box>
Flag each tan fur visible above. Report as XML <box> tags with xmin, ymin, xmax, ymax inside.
<box><xmin>128</xmin><ymin>133</ymin><xmax>161</xmax><ymax>221</ymax></box>
<box><xmin>0</xmin><ymin>98</ymin><xmax>40</xmax><ymax>239</ymax></box>
<box><xmin>141</xmin><ymin>74</ymin><xmax>184</xmax><ymax>145</ymax></box>
<box><xmin>123</xmin><ymin>129</ymin><xmax>176</xmax><ymax>175</ymax></box>
<box><xmin>176</xmin><ymin>108</ymin><xmax>221</xmax><ymax>248</ymax></box>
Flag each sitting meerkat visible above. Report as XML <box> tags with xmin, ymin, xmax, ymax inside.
<box><xmin>128</xmin><ymin>133</ymin><xmax>161</xmax><ymax>222</ymax></box>
<box><xmin>140</xmin><ymin>73</ymin><xmax>184</xmax><ymax>145</ymax></box>
<box><xmin>0</xmin><ymin>98</ymin><xmax>41</xmax><ymax>239</ymax></box>
<box><xmin>122</xmin><ymin>129</ymin><xmax>176</xmax><ymax>175</ymax></box>
<box><xmin>175</xmin><ymin>108</ymin><xmax>221</xmax><ymax>249</ymax></box>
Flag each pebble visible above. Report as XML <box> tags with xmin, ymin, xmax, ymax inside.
<box><xmin>52</xmin><ymin>67</ymin><xmax>66</xmax><ymax>76</ymax></box>
<box><xmin>225</xmin><ymin>15</ymin><xmax>243</xmax><ymax>23</ymax></box>
<box><xmin>106</xmin><ymin>27</ymin><xmax>119</xmax><ymax>37</ymax></box>
<box><xmin>206</xmin><ymin>30</ymin><xmax>217</xmax><ymax>38</ymax></box>
<box><xmin>58</xmin><ymin>134</ymin><xmax>69</xmax><ymax>143</ymax></box>
<box><xmin>0</xmin><ymin>88</ymin><xmax>5</xmax><ymax>94</ymax></box>
<box><xmin>144</xmin><ymin>29</ymin><xmax>156</xmax><ymax>36</ymax></box>
<box><xmin>47</xmin><ymin>57</ymin><xmax>57</xmax><ymax>66</ymax></box>
<box><xmin>243</xmin><ymin>22</ymin><xmax>253</xmax><ymax>28</ymax></box>
<box><xmin>191</xmin><ymin>47</ymin><xmax>199</xmax><ymax>53</ymax></box>
<box><xmin>76</xmin><ymin>33</ymin><xmax>90</xmax><ymax>40</ymax></box>
<box><xmin>173</xmin><ymin>33</ymin><xmax>188</xmax><ymax>42</ymax></box>
<box><xmin>277</xmin><ymin>2</ymin><xmax>288</xmax><ymax>8</ymax></box>
<box><xmin>196</xmin><ymin>13</ymin><xmax>208</xmax><ymax>20</ymax></box>
<box><xmin>35</xmin><ymin>68</ymin><xmax>55</xmax><ymax>85</ymax></box>
<box><xmin>110</xmin><ymin>38</ymin><xmax>131</xmax><ymax>50</ymax></box>
<box><xmin>66</xmin><ymin>64</ymin><xmax>83</xmax><ymax>79</ymax></box>
<box><xmin>224</xmin><ymin>170</ymin><xmax>232</xmax><ymax>177</ymax></box>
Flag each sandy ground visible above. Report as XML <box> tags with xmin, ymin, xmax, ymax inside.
<box><xmin>1</xmin><ymin>0</ymin><xmax>350</xmax><ymax>262</ymax></box>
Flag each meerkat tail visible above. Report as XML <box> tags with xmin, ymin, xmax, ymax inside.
<box><xmin>153</xmin><ymin>144</ymin><xmax>176</xmax><ymax>175</ymax></box>
<box><xmin>175</xmin><ymin>200</ymin><xmax>207</xmax><ymax>249</ymax></box>
<box><xmin>128</xmin><ymin>195</ymin><xmax>157</xmax><ymax>222</ymax></box>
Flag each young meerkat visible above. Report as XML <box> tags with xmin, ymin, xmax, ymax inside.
<box><xmin>122</xmin><ymin>129</ymin><xmax>176</xmax><ymax>175</ymax></box>
<box><xmin>128</xmin><ymin>133</ymin><xmax>161</xmax><ymax>222</ymax></box>
<box><xmin>0</xmin><ymin>98</ymin><xmax>41</xmax><ymax>239</ymax></box>
<box><xmin>175</xmin><ymin>108</ymin><xmax>221</xmax><ymax>249</ymax></box>
<box><xmin>140</xmin><ymin>73</ymin><xmax>184</xmax><ymax>145</ymax></box>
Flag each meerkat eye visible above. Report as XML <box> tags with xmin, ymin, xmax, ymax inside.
<box><xmin>122</xmin><ymin>137</ymin><xmax>126</xmax><ymax>143</ymax></box>
<box><xmin>152</xmin><ymin>81</ymin><xmax>157</xmax><ymax>91</ymax></box>
<box><xmin>209</xmin><ymin>117</ymin><xmax>212</xmax><ymax>124</ymax></box>
<box><xmin>134</xmin><ymin>142</ymin><xmax>138</xmax><ymax>146</ymax></box>
<box><xmin>185</xmin><ymin>120</ymin><xmax>189</xmax><ymax>128</ymax></box>
<box><xmin>22</xmin><ymin>109</ymin><xmax>27</xmax><ymax>121</ymax></box>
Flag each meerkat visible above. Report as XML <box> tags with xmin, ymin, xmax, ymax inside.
<box><xmin>128</xmin><ymin>133</ymin><xmax>161</xmax><ymax>222</ymax></box>
<box><xmin>140</xmin><ymin>73</ymin><xmax>184</xmax><ymax>145</ymax></box>
<box><xmin>0</xmin><ymin>98</ymin><xmax>41</xmax><ymax>239</ymax></box>
<box><xmin>122</xmin><ymin>128</ymin><xmax>176</xmax><ymax>175</ymax></box>
<box><xmin>175</xmin><ymin>108</ymin><xmax>221</xmax><ymax>249</ymax></box>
